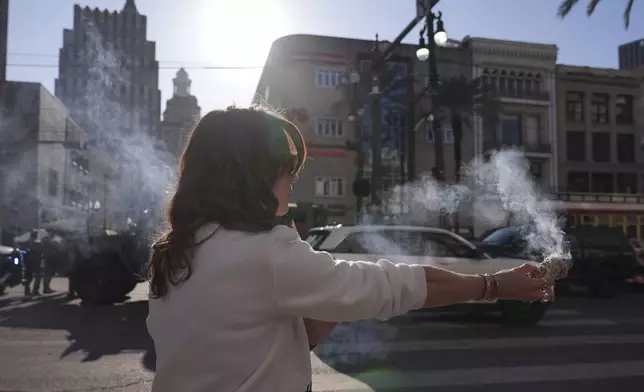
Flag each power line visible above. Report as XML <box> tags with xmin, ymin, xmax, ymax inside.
<box><xmin>8</xmin><ymin>52</ymin><xmax>230</xmax><ymax>66</ymax></box>
<box><xmin>6</xmin><ymin>63</ymin><xmax>263</xmax><ymax>70</ymax></box>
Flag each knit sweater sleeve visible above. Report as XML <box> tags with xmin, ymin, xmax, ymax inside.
<box><xmin>265</xmin><ymin>225</ymin><xmax>427</xmax><ymax>322</ymax></box>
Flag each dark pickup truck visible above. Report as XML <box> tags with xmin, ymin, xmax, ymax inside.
<box><xmin>476</xmin><ymin>226</ymin><xmax>640</xmax><ymax>297</ymax></box>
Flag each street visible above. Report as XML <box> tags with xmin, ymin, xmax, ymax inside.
<box><xmin>0</xmin><ymin>279</ymin><xmax>643</xmax><ymax>392</ymax></box>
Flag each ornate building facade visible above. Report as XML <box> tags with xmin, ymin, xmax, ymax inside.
<box><xmin>160</xmin><ymin>68</ymin><xmax>201</xmax><ymax>157</ymax></box>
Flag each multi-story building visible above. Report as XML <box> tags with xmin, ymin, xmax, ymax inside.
<box><xmin>555</xmin><ymin>65</ymin><xmax>644</xmax><ymax>242</ymax></box>
<box><xmin>464</xmin><ymin>37</ymin><xmax>559</xmax><ymax>191</ymax></box>
<box><xmin>0</xmin><ymin>0</ymin><xmax>8</xmax><ymax>85</ymax></box>
<box><xmin>55</xmin><ymin>0</ymin><xmax>161</xmax><ymax>139</ymax></box>
<box><xmin>160</xmin><ymin>68</ymin><xmax>201</xmax><ymax>158</ymax></box>
<box><xmin>254</xmin><ymin>34</ymin><xmax>471</xmax><ymax>225</ymax></box>
<box><xmin>557</xmin><ymin>64</ymin><xmax>642</xmax><ymax>194</ymax></box>
<box><xmin>618</xmin><ymin>39</ymin><xmax>644</xmax><ymax>70</ymax></box>
<box><xmin>0</xmin><ymin>82</ymin><xmax>118</xmax><ymax>240</ymax></box>
<box><xmin>53</xmin><ymin>0</ymin><xmax>166</xmax><ymax>230</ymax></box>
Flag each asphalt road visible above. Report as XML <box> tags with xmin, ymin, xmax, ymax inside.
<box><xmin>0</xmin><ymin>278</ymin><xmax>643</xmax><ymax>392</ymax></box>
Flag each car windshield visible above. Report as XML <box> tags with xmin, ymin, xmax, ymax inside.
<box><xmin>480</xmin><ymin>227</ymin><xmax>520</xmax><ymax>245</ymax></box>
<box><xmin>304</xmin><ymin>230</ymin><xmax>330</xmax><ymax>251</ymax></box>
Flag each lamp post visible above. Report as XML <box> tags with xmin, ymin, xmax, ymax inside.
<box><xmin>416</xmin><ymin>10</ymin><xmax>448</xmax><ymax>184</ymax></box>
<box><xmin>347</xmin><ymin>69</ymin><xmax>366</xmax><ymax>216</ymax></box>
<box><xmin>355</xmin><ymin>0</ymin><xmax>440</xmax><ymax>220</ymax></box>
<box><xmin>369</xmin><ymin>37</ymin><xmax>385</xmax><ymax>211</ymax></box>
<box><xmin>416</xmin><ymin>9</ymin><xmax>448</xmax><ymax>227</ymax></box>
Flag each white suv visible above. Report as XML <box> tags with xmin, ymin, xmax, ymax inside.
<box><xmin>305</xmin><ymin>224</ymin><xmax>551</xmax><ymax>327</ymax></box>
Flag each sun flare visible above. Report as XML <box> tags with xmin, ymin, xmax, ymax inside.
<box><xmin>196</xmin><ymin>0</ymin><xmax>288</xmax><ymax>67</ymax></box>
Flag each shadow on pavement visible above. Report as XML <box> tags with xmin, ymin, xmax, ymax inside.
<box><xmin>0</xmin><ymin>293</ymin><xmax>156</xmax><ymax>371</ymax></box>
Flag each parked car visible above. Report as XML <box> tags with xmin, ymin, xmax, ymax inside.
<box><xmin>305</xmin><ymin>224</ymin><xmax>551</xmax><ymax>328</ymax></box>
<box><xmin>0</xmin><ymin>244</ymin><xmax>23</xmax><ymax>295</ymax></box>
<box><xmin>476</xmin><ymin>225</ymin><xmax>639</xmax><ymax>297</ymax></box>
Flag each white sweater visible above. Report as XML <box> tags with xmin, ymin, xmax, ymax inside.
<box><xmin>146</xmin><ymin>224</ymin><xmax>427</xmax><ymax>392</ymax></box>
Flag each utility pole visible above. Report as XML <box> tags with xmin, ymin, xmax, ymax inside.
<box><xmin>367</xmin><ymin>15</ymin><xmax>426</xmax><ymax>215</ymax></box>
<box><xmin>427</xmin><ymin>11</ymin><xmax>445</xmax><ymax>185</ymax></box>
<box><xmin>369</xmin><ymin>37</ymin><xmax>384</xmax><ymax>209</ymax></box>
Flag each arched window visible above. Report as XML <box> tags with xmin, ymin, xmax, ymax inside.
<box><xmin>499</xmin><ymin>70</ymin><xmax>507</xmax><ymax>93</ymax></box>
<box><xmin>517</xmin><ymin>72</ymin><xmax>525</xmax><ymax>95</ymax></box>
<box><xmin>525</xmin><ymin>72</ymin><xmax>533</xmax><ymax>93</ymax></box>
<box><xmin>489</xmin><ymin>69</ymin><xmax>498</xmax><ymax>91</ymax></box>
<box><xmin>508</xmin><ymin>71</ymin><xmax>516</xmax><ymax>95</ymax></box>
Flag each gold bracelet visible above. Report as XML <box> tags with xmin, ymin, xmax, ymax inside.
<box><xmin>484</xmin><ymin>273</ymin><xmax>499</xmax><ymax>301</ymax></box>
<box><xmin>475</xmin><ymin>273</ymin><xmax>489</xmax><ymax>301</ymax></box>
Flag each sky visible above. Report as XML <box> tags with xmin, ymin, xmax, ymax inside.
<box><xmin>6</xmin><ymin>0</ymin><xmax>644</xmax><ymax>115</ymax></box>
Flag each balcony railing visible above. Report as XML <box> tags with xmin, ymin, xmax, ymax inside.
<box><xmin>549</xmin><ymin>191</ymin><xmax>644</xmax><ymax>204</ymax></box>
<box><xmin>483</xmin><ymin>141</ymin><xmax>552</xmax><ymax>154</ymax></box>
<box><xmin>490</xmin><ymin>89</ymin><xmax>550</xmax><ymax>101</ymax></box>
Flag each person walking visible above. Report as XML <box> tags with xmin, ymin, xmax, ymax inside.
<box><xmin>22</xmin><ymin>230</ymin><xmax>43</xmax><ymax>296</ymax></box>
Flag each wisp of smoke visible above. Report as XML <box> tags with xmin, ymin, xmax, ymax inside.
<box><xmin>67</xmin><ymin>18</ymin><xmax>176</xmax><ymax>239</ymax></box>
<box><xmin>387</xmin><ymin>148</ymin><xmax>570</xmax><ymax>260</ymax></box>
<box><xmin>465</xmin><ymin>149</ymin><xmax>570</xmax><ymax>259</ymax></box>
<box><xmin>332</xmin><ymin>148</ymin><xmax>571</xmax><ymax>365</ymax></box>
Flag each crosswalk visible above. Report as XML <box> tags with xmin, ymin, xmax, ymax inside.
<box><xmin>310</xmin><ymin>305</ymin><xmax>644</xmax><ymax>391</ymax></box>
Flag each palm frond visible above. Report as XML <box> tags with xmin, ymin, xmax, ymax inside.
<box><xmin>624</xmin><ymin>0</ymin><xmax>634</xmax><ymax>28</ymax></box>
<box><xmin>586</xmin><ymin>0</ymin><xmax>601</xmax><ymax>16</ymax></box>
<box><xmin>557</xmin><ymin>0</ymin><xmax>581</xmax><ymax>18</ymax></box>
<box><xmin>558</xmin><ymin>0</ymin><xmax>634</xmax><ymax>29</ymax></box>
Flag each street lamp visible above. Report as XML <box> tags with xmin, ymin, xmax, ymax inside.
<box><xmin>416</xmin><ymin>12</ymin><xmax>449</xmax><ymax>62</ymax></box>
<box><xmin>417</xmin><ymin>8</ymin><xmax>449</xmax><ymax>227</ymax></box>
<box><xmin>433</xmin><ymin>15</ymin><xmax>448</xmax><ymax>47</ymax></box>
<box><xmin>416</xmin><ymin>36</ymin><xmax>430</xmax><ymax>62</ymax></box>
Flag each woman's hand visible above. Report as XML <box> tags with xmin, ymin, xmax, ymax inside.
<box><xmin>494</xmin><ymin>263</ymin><xmax>554</xmax><ymax>302</ymax></box>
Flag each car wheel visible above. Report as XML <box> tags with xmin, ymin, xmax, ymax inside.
<box><xmin>499</xmin><ymin>300</ymin><xmax>550</xmax><ymax>328</ymax></box>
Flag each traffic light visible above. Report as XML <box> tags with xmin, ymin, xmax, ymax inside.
<box><xmin>353</xmin><ymin>179</ymin><xmax>370</xmax><ymax>197</ymax></box>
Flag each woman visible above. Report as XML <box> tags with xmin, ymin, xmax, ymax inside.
<box><xmin>146</xmin><ymin>107</ymin><xmax>552</xmax><ymax>392</ymax></box>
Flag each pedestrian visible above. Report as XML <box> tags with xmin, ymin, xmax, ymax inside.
<box><xmin>22</xmin><ymin>230</ymin><xmax>43</xmax><ymax>296</ymax></box>
<box><xmin>40</xmin><ymin>236</ymin><xmax>56</xmax><ymax>294</ymax></box>
<box><xmin>145</xmin><ymin>107</ymin><xmax>553</xmax><ymax>392</ymax></box>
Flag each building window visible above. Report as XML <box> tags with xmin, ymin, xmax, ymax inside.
<box><xmin>591</xmin><ymin>132</ymin><xmax>610</xmax><ymax>162</ymax></box>
<box><xmin>616</xmin><ymin>94</ymin><xmax>634</xmax><ymax>125</ymax></box>
<box><xmin>567</xmin><ymin>171</ymin><xmax>589</xmax><ymax>192</ymax></box>
<box><xmin>565</xmin><ymin>92</ymin><xmax>584</xmax><ymax>122</ymax></box>
<box><xmin>529</xmin><ymin>161</ymin><xmax>542</xmax><ymax>183</ymax></box>
<box><xmin>591</xmin><ymin>173</ymin><xmax>613</xmax><ymax>193</ymax></box>
<box><xmin>617</xmin><ymin>173</ymin><xmax>638</xmax><ymax>194</ymax></box>
<box><xmin>617</xmin><ymin>133</ymin><xmax>635</xmax><ymax>163</ymax></box>
<box><xmin>590</xmin><ymin>93</ymin><xmax>609</xmax><ymax>124</ymax></box>
<box><xmin>500</xmin><ymin>114</ymin><xmax>521</xmax><ymax>146</ymax></box>
<box><xmin>316</xmin><ymin>118</ymin><xmax>344</xmax><ymax>137</ymax></box>
<box><xmin>525</xmin><ymin>115</ymin><xmax>540</xmax><ymax>146</ymax></box>
<box><xmin>315</xmin><ymin>177</ymin><xmax>345</xmax><ymax>197</ymax></box>
<box><xmin>315</xmin><ymin>70</ymin><xmax>344</xmax><ymax>88</ymax></box>
<box><xmin>48</xmin><ymin>169</ymin><xmax>59</xmax><ymax>197</ymax></box>
<box><xmin>566</xmin><ymin>131</ymin><xmax>585</xmax><ymax>161</ymax></box>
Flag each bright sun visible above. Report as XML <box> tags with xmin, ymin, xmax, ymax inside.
<box><xmin>196</xmin><ymin>0</ymin><xmax>288</xmax><ymax>66</ymax></box>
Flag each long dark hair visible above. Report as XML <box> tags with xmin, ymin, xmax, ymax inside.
<box><xmin>148</xmin><ymin>107</ymin><xmax>307</xmax><ymax>299</ymax></box>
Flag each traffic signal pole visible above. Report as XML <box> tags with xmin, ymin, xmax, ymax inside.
<box><xmin>368</xmin><ymin>11</ymin><xmax>427</xmax><ymax>215</ymax></box>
